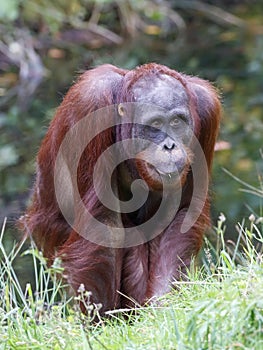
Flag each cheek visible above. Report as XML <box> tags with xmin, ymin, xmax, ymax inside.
<box><xmin>170</xmin><ymin>124</ymin><xmax>194</xmax><ymax>146</ymax></box>
<box><xmin>182</xmin><ymin>128</ymin><xmax>195</xmax><ymax>146</ymax></box>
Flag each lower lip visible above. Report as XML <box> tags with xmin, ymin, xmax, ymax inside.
<box><xmin>158</xmin><ymin>170</ymin><xmax>178</xmax><ymax>177</ymax></box>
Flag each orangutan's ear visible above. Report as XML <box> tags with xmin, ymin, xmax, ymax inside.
<box><xmin>117</xmin><ymin>103</ymin><xmax>127</xmax><ymax>117</ymax></box>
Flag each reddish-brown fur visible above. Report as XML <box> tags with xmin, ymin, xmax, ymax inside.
<box><xmin>21</xmin><ymin>63</ymin><xmax>221</xmax><ymax>313</ymax></box>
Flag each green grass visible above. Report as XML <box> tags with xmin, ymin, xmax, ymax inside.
<box><xmin>0</xmin><ymin>215</ymin><xmax>262</xmax><ymax>350</ymax></box>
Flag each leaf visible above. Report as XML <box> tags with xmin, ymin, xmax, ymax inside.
<box><xmin>0</xmin><ymin>144</ymin><xmax>19</xmax><ymax>169</ymax></box>
<box><xmin>0</xmin><ymin>0</ymin><xmax>19</xmax><ymax>21</ymax></box>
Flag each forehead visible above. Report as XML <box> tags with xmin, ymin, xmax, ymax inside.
<box><xmin>132</xmin><ymin>74</ymin><xmax>189</xmax><ymax>110</ymax></box>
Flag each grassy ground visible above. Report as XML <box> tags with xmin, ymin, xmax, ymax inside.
<box><xmin>0</xmin><ymin>215</ymin><xmax>262</xmax><ymax>350</ymax></box>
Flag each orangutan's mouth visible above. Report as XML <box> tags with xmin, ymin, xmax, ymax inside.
<box><xmin>147</xmin><ymin>163</ymin><xmax>182</xmax><ymax>182</ymax></box>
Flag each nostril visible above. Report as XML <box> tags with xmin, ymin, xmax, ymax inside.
<box><xmin>164</xmin><ymin>142</ymin><xmax>176</xmax><ymax>151</ymax></box>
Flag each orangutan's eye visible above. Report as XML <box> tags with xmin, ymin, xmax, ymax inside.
<box><xmin>151</xmin><ymin>119</ymin><xmax>163</xmax><ymax>129</ymax></box>
<box><xmin>170</xmin><ymin>118</ymin><xmax>181</xmax><ymax>127</ymax></box>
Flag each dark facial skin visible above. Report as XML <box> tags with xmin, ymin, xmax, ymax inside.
<box><xmin>116</xmin><ymin>75</ymin><xmax>194</xmax><ymax>224</ymax></box>
<box><xmin>131</xmin><ymin>75</ymin><xmax>193</xmax><ymax>178</ymax></box>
